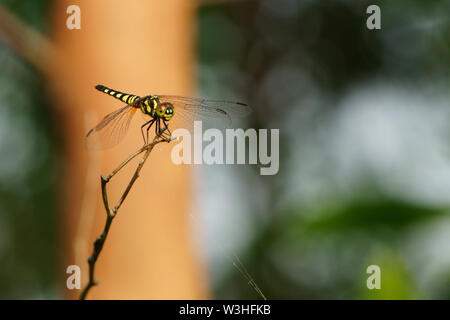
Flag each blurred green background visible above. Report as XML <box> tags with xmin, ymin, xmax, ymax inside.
<box><xmin>0</xmin><ymin>0</ymin><xmax>59</xmax><ymax>299</ymax></box>
<box><xmin>1</xmin><ymin>0</ymin><xmax>450</xmax><ymax>299</ymax></box>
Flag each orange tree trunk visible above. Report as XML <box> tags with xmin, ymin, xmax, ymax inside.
<box><xmin>50</xmin><ymin>0</ymin><xmax>208</xmax><ymax>299</ymax></box>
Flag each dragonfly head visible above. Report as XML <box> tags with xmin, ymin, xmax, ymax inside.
<box><xmin>156</xmin><ymin>102</ymin><xmax>175</xmax><ymax>121</ymax></box>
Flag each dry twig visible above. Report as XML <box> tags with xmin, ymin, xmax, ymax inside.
<box><xmin>79</xmin><ymin>134</ymin><xmax>172</xmax><ymax>300</ymax></box>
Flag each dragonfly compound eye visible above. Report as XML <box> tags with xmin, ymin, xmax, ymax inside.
<box><xmin>164</xmin><ymin>105</ymin><xmax>174</xmax><ymax>120</ymax></box>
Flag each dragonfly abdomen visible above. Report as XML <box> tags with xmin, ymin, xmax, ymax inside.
<box><xmin>95</xmin><ymin>84</ymin><xmax>140</xmax><ymax>105</ymax></box>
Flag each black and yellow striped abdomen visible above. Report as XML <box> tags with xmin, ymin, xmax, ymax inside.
<box><xmin>95</xmin><ymin>84</ymin><xmax>140</xmax><ymax>105</ymax></box>
<box><xmin>95</xmin><ymin>84</ymin><xmax>161</xmax><ymax>118</ymax></box>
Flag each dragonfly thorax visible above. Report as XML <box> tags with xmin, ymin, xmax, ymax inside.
<box><xmin>139</xmin><ymin>96</ymin><xmax>158</xmax><ymax>116</ymax></box>
<box><xmin>139</xmin><ymin>96</ymin><xmax>174</xmax><ymax>121</ymax></box>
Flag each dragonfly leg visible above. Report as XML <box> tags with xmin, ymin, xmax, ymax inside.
<box><xmin>152</xmin><ymin>118</ymin><xmax>171</xmax><ymax>142</ymax></box>
<box><xmin>145</xmin><ymin>119</ymin><xmax>156</xmax><ymax>145</ymax></box>
<box><xmin>155</xmin><ymin>118</ymin><xmax>160</xmax><ymax>138</ymax></box>
<box><xmin>155</xmin><ymin>118</ymin><xmax>170</xmax><ymax>142</ymax></box>
<box><xmin>162</xmin><ymin>119</ymin><xmax>172</xmax><ymax>142</ymax></box>
<box><xmin>141</xmin><ymin>119</ymin><xmax>155</xmax><ymax>145</ymax></box>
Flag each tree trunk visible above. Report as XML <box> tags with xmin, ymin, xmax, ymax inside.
<box><xmin>50</xmin><ymin>0</ymin><xmax>208</xmax><ymax>299</ymax></box>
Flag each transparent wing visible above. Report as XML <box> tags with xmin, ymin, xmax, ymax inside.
<box><xmin>157</xmin><ymin>95</ymin><xmax>252</xmax><ymax>128</ymax></box>
<box><xmin>85</xmin><ymin>104</ymin><xmax>137</xmax><ymax>150</ymax></box>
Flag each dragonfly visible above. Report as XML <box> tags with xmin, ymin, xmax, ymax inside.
<box><xmin>86</xmin><ymin>85</ymin><xmax>252</xmax><ymax>150</ymax></box>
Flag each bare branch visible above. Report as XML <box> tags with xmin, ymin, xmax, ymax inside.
<box><xmin>0</xmin><ymin>4</ymin><xmax>59</xmax><ymax>74</ymax></box>
<box><xmin>79</xmin><ymin>135</ymin><xmax>171</xmax><ymax>300</ymax></box>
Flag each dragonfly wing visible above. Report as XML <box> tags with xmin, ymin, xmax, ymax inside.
<box><xmin>86</xmin><ymin>104</ymin><xmax>137</xmax><ymax>150</ymax></box>
<box><xmin>158</xmin><ymin>95</ymin><xmax>252</xmax><ymax>128</ymax></box>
